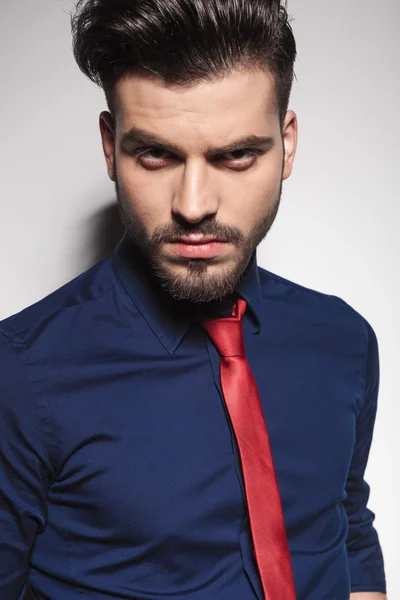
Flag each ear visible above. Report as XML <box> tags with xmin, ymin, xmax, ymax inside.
<box><xmin>99</xmin><ymin>111</ymin><xmax>117</xmax><ymax>182</ymax></box>
<box><xmin>282</xmin><ymin>110</ymin><xmax>298</xmax><ymax>180</ymax></box>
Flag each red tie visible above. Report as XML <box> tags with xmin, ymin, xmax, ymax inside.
<box><xmin>201</xmin><ymin>298</ymin><xmax>296</xmax><ymax>600</ymax></box>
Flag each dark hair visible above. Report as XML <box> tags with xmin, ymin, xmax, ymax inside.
<box><xmin>71</xmin><ymin>0</ymin><xmax>297</xmax><ymax>129</ymax></box>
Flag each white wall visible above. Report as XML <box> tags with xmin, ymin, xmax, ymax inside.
<box><xmin>0</xmin><ymin>0</ymin><xmax>398</xmax><ymax>595</ymax></box>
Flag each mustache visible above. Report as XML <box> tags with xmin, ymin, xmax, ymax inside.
<box><xmin>150</xmin><ymin>222</ymin><xmax>245</xmax><ymax>246</ymax></box>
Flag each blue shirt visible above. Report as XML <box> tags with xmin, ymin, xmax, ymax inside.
<box><xmin>0</xmin><ymin>234</ymin><xmax>386</xmax><ymax>599</ymax></box>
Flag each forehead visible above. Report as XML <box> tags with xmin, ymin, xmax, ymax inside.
<box><xmin>113</xmin><ymin>69</ymin><xmax>280</xmax><ymax>147</ymax></box>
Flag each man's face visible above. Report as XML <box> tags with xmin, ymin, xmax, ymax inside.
<box><xmin>100</xmin><ymin>68</ymin><xmax>297</xmax><ymax>304</ymax></box>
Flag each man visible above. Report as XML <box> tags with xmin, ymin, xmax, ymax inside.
<box><xmin>0</xmin><ymin>0</ymin><xmax>387</xmax><ymax>598</ymax></box>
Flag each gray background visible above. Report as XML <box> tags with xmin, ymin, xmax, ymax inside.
<box><xmin>1</xmin><ymin>0</ymin><xmax>398</xmax><ymax>596</ymax></box>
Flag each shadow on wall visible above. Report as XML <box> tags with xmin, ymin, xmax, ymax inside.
<box><xmin>22</xmin><ymin>202</ymin><xmax>124</xmax><ymax>600</ymax></box>
<box><xmin>86</xmin><ymin>201</ymin><xmax>126</xmax><ymax>264</ymax></box>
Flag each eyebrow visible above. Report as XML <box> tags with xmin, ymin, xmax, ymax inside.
<box><xmin>120</xmin><ymin>126</ymin><xmax>275</xmax><ymax>158</ymax></box>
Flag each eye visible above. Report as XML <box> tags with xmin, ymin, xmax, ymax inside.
<box><xmin>136</xmin><ymin>148</ymin><xmax>176</xmax><ymax>169</ymax></box>
<box><xmin>219</xmin><ymin>149</ymin><xmax>258</xmax><ymax>171</ymax></box>
<box><xmin>133</xmin><ymin>147</ymin><xmax>260</xmax><ymax>171</ymax></box>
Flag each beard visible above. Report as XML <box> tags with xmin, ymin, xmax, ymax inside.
<box><xmin>115</xmin><ymin>175</ymin><xmax>283</xmax><ymax>305</ymax></box>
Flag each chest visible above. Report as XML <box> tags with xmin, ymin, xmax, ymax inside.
<box><xmin>45</xmin><ymin>321</ymin><xmax>358</xmax><ymax>542</ymax></box>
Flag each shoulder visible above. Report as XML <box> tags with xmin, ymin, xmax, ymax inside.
<box><xmin>257</xmin><ymin>265</ymin><xmax>373</xmax><ymax>345</ymax></box>
<box><xmin>0</xmin><ymin>252</ymin><xmax>118</xmax><ymax>343</ymax></box>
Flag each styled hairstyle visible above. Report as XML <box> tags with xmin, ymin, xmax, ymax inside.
<box><xmin>71</xmin><ymin>0</ymin><xmax>297</xmax><ymax>129</ymax></box>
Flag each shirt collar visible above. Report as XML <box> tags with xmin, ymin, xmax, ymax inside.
<box><xmin>113</xmin><ymin>232</ymin><xmax>262</xmax><ymax>355</ymax></box>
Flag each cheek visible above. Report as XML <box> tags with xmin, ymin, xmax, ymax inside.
<box><xmin>117</xmin><ymin>159</ymin><xmax>171</xmax><ymax>228</ymax></box>
<box><xmin>248</xmin><ymin>158</ymin><xmax>283</xmax><ymax>213</ymax></box>
<box><xmin>219</xmin><ymin>163</ymin><xmax>282</xmax><ymax>228</ymax></box>
<box><xmin>117</xmin><ymin>158</ymin><xmax>157</xmax><ymax>201</ymax></box>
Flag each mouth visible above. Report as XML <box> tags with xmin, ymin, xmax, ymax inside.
<box><xmin>171</xmin><ymin>235</ymin><xmax>229</xmax><ymax>244</ymax></box>
<box><xmin>166</xmin><ymin>237</ymin><xmax>230</xmax><ymax>259</ymax></box>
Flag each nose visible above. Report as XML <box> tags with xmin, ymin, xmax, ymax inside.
<box><xmin>171</xmin><ymin>159</ymin><xmax>218</xmax><ymax>224</ymax></box>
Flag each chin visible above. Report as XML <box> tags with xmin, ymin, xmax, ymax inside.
<box><xmin>163</xmin><ymin>259</ymin><xmax>243</xmax><ymax>303</ymax></box>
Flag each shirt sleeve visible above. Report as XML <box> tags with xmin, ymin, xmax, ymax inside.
<box><xmin>343</xmin><ymin>318</ymin><xmax>386</xmax><ymax>594</ymax></box>
<box><xmin>0</xmin><ymin>331</ymin><xmax>55</xmax><ymax>599</ymax></box>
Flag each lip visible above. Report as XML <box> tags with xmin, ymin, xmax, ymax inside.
<box><xmin>167</xmin><ymin>239</ymin><xmax>229</xmax><ymax>259</ymax></box>
<box><xmin>172</xmin><ymin>236</ymin><xmax>227</xmax><ymax>245</ymax></box>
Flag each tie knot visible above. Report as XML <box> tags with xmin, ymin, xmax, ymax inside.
<box><xmin>201</xmin><ymin>298</ymin><xmax>247</xmax><ymax>358</ymax></box>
